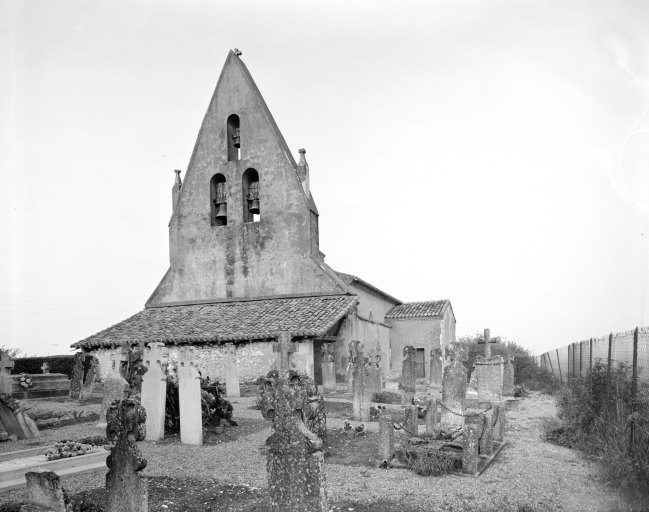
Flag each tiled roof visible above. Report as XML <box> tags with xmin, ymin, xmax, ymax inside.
<box><xmin>72</xmin><ymin>295</ymin><xmax>358</xmax><ymax>349</ymax></box>
<box><xmin>335</xmin><ymin>272</ymin><xmax>401</xmax><ymax>305</ymax></box>
<box><xmin>385</xmin><ymin>300</ymin><xmax>450</xmax><ymax>319</ymax></box>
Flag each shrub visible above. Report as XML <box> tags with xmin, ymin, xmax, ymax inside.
<box><xmin>373</xmin><ymin>391</ymin><xmax>401</xmax><ymax>404</ymax></box>
<box><xmin>513</xmin><ymin>385</ymin><xmax>529</xmax><ymax>398</ymax></box>
<box><xmin>410</xmin><ymin>450</ymin><xmax>456</xmax><ymax>476</ymax></box>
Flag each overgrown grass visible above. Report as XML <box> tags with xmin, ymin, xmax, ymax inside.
<box><xmin>547</xmin><ymin>361</ymin><xmax>649</xmax><ymax>505</ymax></box>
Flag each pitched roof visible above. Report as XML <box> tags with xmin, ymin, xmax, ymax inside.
<box><xmin>385</xmin><ymin>300</ymin><xmax>450</xmax><ymax>319</ymax></box>
<box><xmin>335</xmin><ymin>272</ymin><xmax>401</xmax><ymax>305</ymax></box>
<box><xmin>72</xmin><ymin>295</ymin><xmax>358</xmax><ymax>349</ymax></box>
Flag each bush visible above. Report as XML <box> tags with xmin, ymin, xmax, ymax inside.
<box><xmin>553</xmin><ymin>361</ymin><xmax>649</xmax><ymax>503</ymax></box>
<box><xmin>12</xmin><ymin>354</ymin><xmax>96</xmax><ymax>379</ymax></box>
<box><xmin>373</xmin><ymin>391</ymin><xmax>401</xmax><ymax>404</ymax></box>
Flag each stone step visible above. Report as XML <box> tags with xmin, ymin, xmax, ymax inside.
<box><xmin>0</xmin><ymin>460</ymin><xmax>108</xmax><ymax>492</ymax></box>
<box><xmin>0</xmin><ymin>448</ymin><xmax>108</xmax><ymax>483</ymax></box>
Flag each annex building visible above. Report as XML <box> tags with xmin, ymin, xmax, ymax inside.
<box><xmin>72</xmin><ymin>50</ymin><xmax>456</xmax><ymax>387</ymax></box>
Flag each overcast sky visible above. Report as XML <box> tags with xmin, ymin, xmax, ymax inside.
<box><xmin>1</xmin><ymin>0</ymin><xmax>647</xmax><ymax>357</ymax></box>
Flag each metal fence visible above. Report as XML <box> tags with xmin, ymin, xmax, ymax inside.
<box><xmin>539</xmin><ymin>326</ymin><xmax>649</xmax><ymax>457</ymax></box>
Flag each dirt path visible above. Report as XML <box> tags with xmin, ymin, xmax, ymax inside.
<box><xmin>0</xmin><ymin>392</ymin><xmax>630</xmax><ymax>511</ymax></box>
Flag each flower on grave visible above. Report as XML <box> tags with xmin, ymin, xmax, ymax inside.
<box><xmin>19</xmin><ymin>373</ymin><xmax>33</xmax><ymax>389</ymax></box>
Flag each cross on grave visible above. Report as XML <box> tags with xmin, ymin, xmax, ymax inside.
<box><xmin>41</xmin><ymin>362</ymin><xmax>50</xmax><ymax>374</ymax></box>
<box><xmin>273</xmin><ymin>332</ymin><xmax>297</xmax><ymax>370</ymax></box>
<box><xmin>478</xmin><ymin>328</ymin><xmax>498</xmax><ymax>358</ymax></box>
<box><xmin>0</xmin><ymin>352</ymin><xmax>14</xmax><ymax>375</ymax></box>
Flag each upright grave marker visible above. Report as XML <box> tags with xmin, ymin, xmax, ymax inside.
<box><xmin>430</xmin><ymin>348</ymin><xmax>442</xmax><ymax>388</ymax></box>
<box><xmin>401</xmin><ymin>346</ymin><xmax>417</xmax><ymax>405</ymax></box>
<box><xmin>503</xmin><ymin>354</ymin><xmax>515</xmax><ymax>396</ymax></box>
<box><xmin>81</xmin><ymin>357</ymin><xmax>99</xmax><ymax>398</ymax></box>
<box><xmin>404</xmin><ymin>405</ymin><xmax>418</xmax><ymax>438</ymax></box>
<box><xmin>98</xmin><ymin>350</ymin><xmax>129</xmax><ymax>426</ymax></box>
<box><xmin>0</xmin><ymin>351</ymin><xmax>14</xmax><ymax>394</ymax></box>
<box><xmin>320</xmin><ymin>344</ymin><xmax>336</xmax><ymax>393</ymax></box>
<box><xmin>378</xmin><ymin>415</ymin><xmax>394</xmax><ymax>461</ymax></box>
<box><xmin>225</xmin><ymin>343</ymin><xmax>241</xmax><ymax>398</ymax></box>
<box><xmin>440</xmin><ymin>343</ymin><xmax>467</xmax><ymax>428</ymax></box>
<box><xmin>69</xmin><ymin>352</ymin><xmax>84</xmax><ymax>399</ymax></box>
<box><xmin>25</xmin><ymin>471</ymin><xmax>66</xmax><ymax>512</ymax></box>
<box><xmin>141</xmin><ymin>342</ymin><xmax>167</xmax><ymax>442</ymax></box>
<box><xmin>106</xmin><ymin>398</ymin><xmax>148</xmax><ymax>512</ymax></box>
<box><xmin>258</xmin><ymin>369</ymin><xmax>328</xmax><ymax>512</ymax></box>
<box><xmin>349</xmin><ymin>340</ymin><xmax>370</xmax><ymax>422</ymax></box>
<box><xmin>367</xmin><ymin>345</ymin><xmax>382</xmax><ymax>399</ymax></box>
<box><xmin>274</xmin><ymin>331</ymin><xmax>297</xmax><ymax>370</ymax></box>
<box><xmin>475</xmin><ymin>328</ymin><xmax>505</xmax><ymax>403</ymax></box>
<box><xmin>425</xmin><ymin>398</ymin><xmax>438</xmax><ymax>434</ymax></box>
<box><xmin>40</xmin><ymin>362</ymin><xmax>50</xmax><ymax>374</ymax></box>
<box><xmin>178</xmin><ymin>346</ymin><xmax>202</xmax><ymax>445</ymax></box>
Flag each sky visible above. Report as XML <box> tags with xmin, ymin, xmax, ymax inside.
<box><xmin>1</xmin><ymin>0</ymin><xmax>647</xmax><ymax>357</ymax></box>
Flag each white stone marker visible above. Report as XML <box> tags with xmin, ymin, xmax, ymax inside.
<box><xmin>178</xmin><ymin>346</ymin><xmax>203</xmax><ymax>445</ymax></box>
<box><xmin>142</xmin><ymin>342</ymin><xmax>168</xmax><ymax>441</ymax></box>
<box><xmin>225</xmin><ymin>343</ymin><xmax>240</xmax><ymax>398</ymax></box>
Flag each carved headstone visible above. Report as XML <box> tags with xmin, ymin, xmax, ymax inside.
<box><xmin>475</xmin><ymin>356</ymin><xmax>504</xmax><ymax>403</ymax></box>
<box><xmin>106</xmin><ymin>398</ymin><xmax>148</xmax><ymax>512</ymax></box>
<box><xmin>430</xmin><ymin>347</ymin><xmax>442</xmax><ymax>388</ymax></box>
<box><xmin>503</xmin><ymin>355</ymin><xmax>515</xmax><ymax>396</ymax></box>
<box><xmin>258</xmin><ymin>369</ymin><xmax>328</xmax><ymax>512</ymax></box>
<box><xmin>425</xmin><ymin>398</ymin><xmax>438</xmax><ymax>435</ymax></box>
<box><xmin>178</xmin><ymin>347</ymin><xmax>202</xmax><ymax>445</ymax></box>
<box><xmin>225</xmin><ymin>343</ymin><xmax>241</xmax><ymax>398</ymax></box>
<box><xmin>26</xmin><ymin>471</ymin><xmax>66</xmax><ymax>512</ymax></box>
<box><xmin>440</xmin><ymin>343</ymin><xmax>468</xmax><ymax>428</ymax></box>
<box><xmin>0</xmin><ymin>394</ymin><xmax>39</xmax><ymax>439</ymax></box>
<box><xmin>0</xmin><ymin>351</ymin><xmax>14</xmax><ymax>395</ymax></box>
<box><xmin>404</xmin><ymin>405</ymin><xmax>418</xmax><ymax>438</ymax></box>
<box><xmin>141</xmin><ymin>342</ymin><xmax>167</xmax><ymax>442</ymax></box>
<box><xmin>348</xmin><ymin>341</ymin><xmax>370</xmax><ymax>422</ymax></box>
<box><xmin>320</xmin><ymin>344</ymin><xmax>336</xmax><ymax>393</ymax></box>
<box><xmin>366</xmin><ymin>346</ymin><xmax>382</xmax><ymax>399</ymax></box>
<box><xmin>401</xmin><ymin>346</ymin><xmax>417</xmax><ymax>405</ymax></box>
<box><xmin>69</xmin><ymin>353</ymin><xmax>85</xmax><ymax>399</ymax></box>
<box><xmin>98</xmin><ymin>375</ymin><xmax>129</xmax><ymax>426</ymax></box>
<box><xmin>492</xmin><ymin>402</ymin><xmax>506</xmax><ymax>442</ymax></box>
<box><xmin>81</xmin><ymin>357</ymin><xmax>99</xmax><ymax>398</ymax></box>
<box><xmin>378</xmin><ymin>415</ymin><xmax>394</xmax><ymax>461</ymax></box>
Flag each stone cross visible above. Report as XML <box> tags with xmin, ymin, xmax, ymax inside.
<box><xmin>320</xmin><ymin>344</ymin><xmax>336</xmax><ymax>393</ymax></box>
<box><xmin>478</xmin><ymin>328</ymin><xmax>498</xmax><ymax>358</ymax></box>
<box><xmin>141</xmin><ymin>343</ymin><xmax>167</xmax><ymax>442</ymax></box>
<box><xmin>41</xmin><ymin>362</ymin><xmax>50</xmax><ymax>374</ymax></box>
<box><xmin>348</xmin><ymin>340</ymin><xmax>370</xmax><ymax>422</ymax></box>
<box><xmin>105</xmin><ymin>398</ymin><xmax>148</xmax><ymax>512</ymax></box>
<box><xmin>177</xmin><ymin>347</ymin><xmax>203</xmax><ymax>445</ymax></box>
<box><xmin>258</xmin><ymin>369</ymin><xmax>328</xmax><ymax>512</ymax></box>
<box><xmin>274</xmin><ymin>332</ymin><xmax>297</xmax><ymax>370</ymax></box>
<box><xmin>401</xmin><ymin>346</ymin><xmax>417</xmax><ymax>405</ymax></box>
<box><xmin>0</xmin><ymin>351</ymin><xmax>14</xmax><ymax>395</ymax></box>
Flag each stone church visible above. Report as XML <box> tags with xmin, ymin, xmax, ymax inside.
<box><xmin>72</xmin><ymin>50</ymin><xmax>456</xmax><ymax>387</ymax></box>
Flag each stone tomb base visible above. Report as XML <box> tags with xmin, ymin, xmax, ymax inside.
<box><xmin>11</xmin><ymin>374</ymin><xmax>71</xmax><ymax>399</ymax></box>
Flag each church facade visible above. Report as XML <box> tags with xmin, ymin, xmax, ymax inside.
<box><xmin>72</xmin><ymin>50</ymin><xmax>456</xmax><ymax>387</ymax></box>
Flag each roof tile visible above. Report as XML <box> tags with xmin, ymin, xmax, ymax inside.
<box><xmin>385</xmin><ymin>300</ymin><xmax>449</xmax><ymax>319</ymax></box>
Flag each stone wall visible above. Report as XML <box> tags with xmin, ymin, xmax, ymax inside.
<box><xmin>387</xmin><ymin>317</ymin><xmax>441</xmax><ymax>379</ymax></box>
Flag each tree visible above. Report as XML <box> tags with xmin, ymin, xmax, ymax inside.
<box><xmin>0</xmin><ymin>345</ymin><xmax>22</xmax><ymax>358</ymax></box>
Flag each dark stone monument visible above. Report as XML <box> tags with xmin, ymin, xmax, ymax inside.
<box><xmin>401</xmin><ymin>346</ymin><xmax>417</xmax><ymax>405</ymax></box>
<box><xmin>404</xmin><ymin>405</ymin><xmax>418</xmax><ymax>438</ymax></box>
<box><xmin>425</xmin><ymin>398</ymin><xmax>438</xmax><ymax>434</ymax></box>
<box><xmin>69</xmin><ymin>352</ymin><xmax>84</xmax><ymax>399</ymax></box>
<box><xmin>258</xmin><ymin>369</ymin><xmax>327</xmax><ymax>512</ymax></box>
<box><xmin>105</xmin><ymin>398</ymin><xmax>148</xmax><ymax>512</ymax></box>
<box><xmin>25</xmin><ymin>471</ymin><xmax>67</xmax><ymax>511</ymax></box>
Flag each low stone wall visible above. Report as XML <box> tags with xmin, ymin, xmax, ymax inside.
<box><xmin>11</xmin><ymin>374</ymin><xmax>71</xmax><ymax>399</ymax></box>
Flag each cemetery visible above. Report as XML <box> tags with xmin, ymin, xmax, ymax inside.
<box><xmin>0</xmin><ymin>335</ymin><xmax>626</xmax><ymax>512</ymax></box>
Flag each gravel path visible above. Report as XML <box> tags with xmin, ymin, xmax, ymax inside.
<box><xmin>0</xmin><ymin>392</ymin><xmax>630</xmax><ymax>511</ymax></box>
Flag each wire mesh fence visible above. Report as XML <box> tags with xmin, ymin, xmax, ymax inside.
<box><xmin>539</xmin><ymin>326</ymin><xmax>649</xmax><ymax>459</ymax></box>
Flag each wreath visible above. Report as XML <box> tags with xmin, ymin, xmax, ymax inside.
<box><xmin>19</xmin><ymin>373</ymin><xmax>33</xmax><ymax>389</ymax></box>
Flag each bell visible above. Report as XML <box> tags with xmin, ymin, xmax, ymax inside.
<box><xmin>215</xmin><ymin>203</ymin><xmax>228</xmax><ymax>220</ymax></box>
<box><xmin>248</xmin><ymin>198</ymin><xmax>260</xmax><ymax>214</ymax></box>
<box><xmin>232</xmin><ymin>129</ymin><xmax>241</xmax><ymax>148</ymax></box>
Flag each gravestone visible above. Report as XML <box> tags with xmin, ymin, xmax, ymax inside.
<box><xmin>141</xmin><ymin>342</ymin><xmax>167</xmax><ymax>442</ymax></box>
<box><xmin>492</xmin><ymin>402</ymin><xmax>506</xmax><ymax>442</ymax></box>
<box><xmin>258</xmin><ymin>368</ymin><xmax>327</xmax><ymax>512</ymax></box>
<box><xmin>0</xmin><ymin>351</ymin><xmax>14</xmax><ymax>394</ymax></box>
<box><xmin>69</xmin><ymin>352</ymin><xmax>84</xmax><ymax>399</ymax></box>
<box><xmin>503</xmin><ymin>355</ymin><xmax>515</xmax><ymax>396</ymax></box>
<box><xmin>81</xmin><ymin>357</ymin><xmax>99</xmax><ymax>398</ymax></box>
<box><xmin>430</xmin><ymin>348</ymin><xmax>442</xmax><ymax>388</ymax></box>
<box><xmin>348</xmin><ymin>340</ymin><xmax>370</xmax><ymax>422</ymax></box>
<box><xmin>366</xmin><ymin>346</ymin><xmax>382</xmax><ymax>399</ymax></box>
<box><xmin>225</xmin><ymin>343</ymin><xmax>240</xmax><ymax>398</ymax></box>
<box><xmin>98</xmin><ymin>375</ymin><xmax>129</xmax><ymax>426</ymax></box>
<box><xmin>462</xmin><ymin>422</ymin><xmax>480</xmax><ymax>474</ymax></box>
<box><xmin>25</xmin><ymin>471</ymin><xmax>66</xmax><ymax>512</ymax></box>
<box><xmin>478</xmin><ymin>328</ymin><xmax>497</xmax><ymax>358</ymax></box>
<box><xmin>475</xmin><ymin>356</ymin><xmax>504</xmax><ymax>403</ymax></box>
<box><xmin>440</xmin><ymin>343</ymin><xmax>467</xmax><ymax>428</ymax></box>
<box><xmin>404</xmin><ymin>405</ymin><xmax>418</xmax><ymax>438</ymax></box>
<box><xmin>105</xmin><ymin>398</ymin><xmax>148</xmax><ymax>512</ymax></box>
<box><xmin>41</xmin><ymin>362</ymin><xmax>50</xmax><ymax>374</ymax></box>
<box><xmin>425</xmin><ymin>398</ymin><xmax>438</xmax><ymax>435</ymax></box>
<box><xmin>378</xmin><ymin>415</ymin><xmax>394</xmax><ymax>461</ymax></box>
<box><xmin>0</xmin><ymin>394</ymin><xmax>39</xmax><ymax>439</ymax></box>
<box><xmin>178</xmin><ymin>347</ymin><xmax>202</xmax><ymax>445</ymax></box>
<box><xmin>274</xmin><ymin>331</ymin><xmax>297</xmax><ymax>371</ymax></box>
<box><xmin>320</xmin><ymin>344</ymin><xmax>336</xmax><ymax>393</ymax></box>
<box><xmin>401</xmin><ymin>346</ymin><xmax>417</xmax><ymax>405</ymax></box>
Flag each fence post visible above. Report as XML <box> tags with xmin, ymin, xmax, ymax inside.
<box><xmin>589</xmin><ymin>338</ymin><xmax>593</xmax><ymax>371</ymax></box>
<box><xmin>556</xmin><ymin>349</ymin><xmax>563</xmax><ymax>382</ymax></box>
<box><xmin>629</xmin><ymin>327</ymin><xmax>639</xmax><ymax>454</ymax></box>
<box><xmin>547</xmin><ymin>352</ymin><xmax>554</xmax><ymax>377</ymax></box>
<box><xmin>580</xmin><ymin>341</ymin><xmax>583</xmax><ymax>379</ymax></box>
